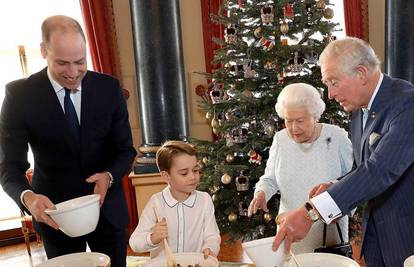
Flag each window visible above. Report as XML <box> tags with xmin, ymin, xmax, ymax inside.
<box><xmin>0</xmin><ymin>0</ymin><xmax>91</xmax><ymax>228</ymax></box>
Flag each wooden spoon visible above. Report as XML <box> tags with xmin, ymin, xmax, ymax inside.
<box><xmin>154</xmin><ymin>208</ymin><xmax>177</xmax><ymax>267</ymax></box>
<box><xmin>290</xmin><ymin>250</ymin><xmax>303</xmax><ymax>267</ymax></box>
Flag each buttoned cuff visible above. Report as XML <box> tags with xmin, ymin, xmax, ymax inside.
<box><xmin>310</xmin><ymin>191</ymin><xmax>342</xmax><ymax>224</ymax></box>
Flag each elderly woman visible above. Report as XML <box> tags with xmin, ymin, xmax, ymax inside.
<box><xmin>248</xmin><ymin>83</ymin><xmax>353</xmax><ymax>254</ymax></box>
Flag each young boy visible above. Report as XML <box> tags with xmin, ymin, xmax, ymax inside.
<box><xmin>129</xmin><ymin>141</ymin><xmax>221</xmax><ymax>259</ymax></box>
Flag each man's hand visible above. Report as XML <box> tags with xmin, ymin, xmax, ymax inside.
<box><xmin>308</xmin><ymin>182</ymin><xmax>333</xmax><ymax>199</ymax></box>
<box><xmin>23</xmin><ymin>191</ymin><xmax>59</xmax><ymax>230</ymax></box>
<box><xmin>272</xmin><ymin>206</ymin><xmax>313</xmax><ymax>253</ymax></box>
<box><xmin>150</xmin><ymin>217</ymin><xmax>168</xmax><ymax>245</ymax></box>
<box><xmin>248</xmin><ymin>191</ymin><xmax>268</xmax><ymax>217</ymax></box>
<box><xmin>202</xmin><ymin>248</ymin><xmax>216</xmax><ymax>259</ymax></box>
<box><xmin>86</xmin><ymin>172</ymin><xmax>111</xmax><ymax>206</ymax></box>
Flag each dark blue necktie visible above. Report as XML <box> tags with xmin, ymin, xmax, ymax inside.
<box><xmin>64</xmin><ymin>88</ymin><xmax>80</xmax><ymax>142</ymax></box>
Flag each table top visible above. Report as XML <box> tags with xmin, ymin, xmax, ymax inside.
<box><xmin>126</xmin><ymin>256</ymin><xmax>254</xmax><ymax>267</ymax></box>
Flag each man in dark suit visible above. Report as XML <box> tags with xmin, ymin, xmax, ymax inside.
<box><xmin>272</xmin><ymin>37</ymin><xmax>414</xmax><ymax>266</ymax></box>
<box><xmin>0</xmin><ymin>15</ymin><xmax>137</xmax><ymax>266</ymax></box>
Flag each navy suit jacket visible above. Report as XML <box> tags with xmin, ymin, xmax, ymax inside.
<box><xmin>327</xmin><ymin>75</ymin><xmax>414</xmax><ymax>266</ymax></box>
<box><xmin>0</xmin><ymin>68</ymin><xmax>137</xmax><ymax>230</ymax></box>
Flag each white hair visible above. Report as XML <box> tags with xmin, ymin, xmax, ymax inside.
<box><xmin>319</xmin><ymin>37</ymin><xmax>380</xmax><ymax>75</ymax></box>
<box><xmin>275</xmin><ymin>83</ymin><xmax>326</xmax><ymax>120</ymax></box>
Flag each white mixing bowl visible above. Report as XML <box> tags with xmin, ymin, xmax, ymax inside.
<box><xmin>405</xmin><ymin>255</ymin><xmax>414</xmax><ymax>267</ymax></box>
<box><xmin>144</xmin><ymin>252</ymin><xmax>218</xmax><ymax>267</ymax></box>
<box><xmin>284</xmin><ymin>253</ymin><xmax>360</xmax><ymax>267</ymax></box>
<box><xmin>242</xmin><ymin>236</ymin><xmax>287</xmax><ymax>267</ymax></box>
<box><xmin>36</xmin><ymin>252</ymin><xmax>110</xmax><ymax>267</ymax></box>
<box><xmin>45</xmin><ymin>194</ymin><xmax>100</xmax><ymax>237</ymax></box>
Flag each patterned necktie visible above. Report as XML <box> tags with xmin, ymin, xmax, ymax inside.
<box><xmin>362</xmin><ymin>108</ymin><xmax>369</xmax><ymax>130</ymax></box>
<box><xmin>64</xmin><ymin>88</ymin><xmax>80</xmax><ymax>141</ymax></box>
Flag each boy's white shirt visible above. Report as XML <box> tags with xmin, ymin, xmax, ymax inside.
<box><xmin>129</xmin><ymin>186</ymin><xmax>221</xmax><ymax>258</ymax></box>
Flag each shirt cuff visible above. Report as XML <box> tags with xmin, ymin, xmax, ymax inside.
<box><xmin>146</xmin><ymin>232</ymin><xmax>157</xmax><ymax>248</ymax></box>
<box><xmin>310</xmin><ymin>191</ymin><xmax>342</xmax><ymax>224</ymax></box>
<box><xmin>20</xmin><ymin>189</ymin><xmax>33</xmax><ymax>211</ymax></box>
<box><xmin>105</xmin><ymin>171</ymin><xmax>114</xmax><ymax>188</ymax></box>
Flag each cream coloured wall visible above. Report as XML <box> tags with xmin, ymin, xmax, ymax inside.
<box><xmin>112</xmin><ymin>0</ymin><xmax>212</xmax><ymax>151</ymax></box>
<box><xmin>369</xmin><ymin>0</ymin><xmax>385</xmax><ymax>70</ymax></box>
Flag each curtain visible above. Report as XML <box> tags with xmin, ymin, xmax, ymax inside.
<box><xmin>201</xmin><ymin>0</ymin><xmax>224</xmax><ymax>73</ymax></box>
<box><xmin>79</xmin><ymin>0</ymin><xmax>137</xmax><ymax>236</ymax></box>
<box><xmin>343</xmin><ymin>0</ymin><xmax>369</xmax><ymax>41</ymax></box>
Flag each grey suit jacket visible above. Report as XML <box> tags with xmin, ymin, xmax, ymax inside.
<box><xmin>328</xmin><ymin>75</ymin><xmax>414</xmax><ymax>266</ymax></box>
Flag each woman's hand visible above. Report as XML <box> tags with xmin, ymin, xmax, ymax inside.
<box><xmin>150</xmin><ymin>217</ymin><xmax>168</xmax><ymax>245</ymax></box>
<box><xmin>202</xmin><ymin>248</ymin><xmax>216</xmax><ymax>259</ymax></box>
<box><xmin>308</xmin><ymin>182</ymin><xmax>333</xmax><ymax>199</ymax></box>
<box><xmin>248</xmin><ymin>191</ymin><xmax>268</xmax><ymax>217</ymax></box>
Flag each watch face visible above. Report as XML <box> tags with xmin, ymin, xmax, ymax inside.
<box><xmin>309</xmin><ymin>209</ymin><xmax>319</xmax><ymax>221</ymax></box>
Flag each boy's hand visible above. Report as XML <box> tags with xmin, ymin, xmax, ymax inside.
<box><xmin>150</xmin><ymin>217</ymin><xmax>168</xmax><ymax>245</ymax></box>
<box><xmin>202</xmin><ymin>248</ymin><xmax>216</xmax><ymax>259</ymax></box>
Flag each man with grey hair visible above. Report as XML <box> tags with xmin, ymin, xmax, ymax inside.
<box><xmin>272</xmin><ymin>37</ymin><xmax>414</xmax><ymax>266</ymax></box>
<box><xmin>0</xmin><ymin>15</ymin><xmax>136</xmax><ymax>266</ymax></box>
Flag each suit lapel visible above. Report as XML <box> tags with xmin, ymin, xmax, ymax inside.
<box><xmin>351</xmin><ymin>111</ymin><xmax>363</xmax><ymax>165</ymax></box>
<box><xmin>359</xmin><ymin>75</ymin><xmax>393</xmax><ymax>161</ymax></box>
<box><xmin>79</xmin><ymin>72</ymin><xmax>96</xmax><ymax>155</ymax></box>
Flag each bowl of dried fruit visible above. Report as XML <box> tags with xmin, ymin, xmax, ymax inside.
<box><xmin>143</xmin><ymin>252</ymin><xmax>218</xmax><ymax>267</ymax></box>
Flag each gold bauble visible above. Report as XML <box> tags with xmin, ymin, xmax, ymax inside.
<box><xmin>211</xmin><ymin>118</ymin><xmax>219</xmax><ymax>128</ymax></box>
<box><xmin>254</xmin><ymin>27</ymin><xmax>262</xmax><ymax>38</ymax></box>
<box><xmin>280</xmin><ymin>22</ymin><xmax>289</xmax><ymax>35</ymax></box>
<box><xmin>202</xmin><ymin>157</ymin><xmax>209</xmax><ymax>164</ymax></box>
<box><xmin>323</xmin><ymin>7</ymin><xmax>334</xmax><ymax>19</ymax></box>
<box><xmin>221</xmin><ymin>173</ymin><xmax>232</xmax><ymax>184</ymax></box>
<box><xmin>316</xmin><ymin>0</ymin><xmax>325</xmax><ymax>10</ymax></box>
<box><xmin>228</xmin><ymin>212</ymin><xmax>238</xmax><ymax>222</ymax></box>
<box><xmin>264</xmin><ymin>213</ymin><xmax>273</xmax><ymax>222</ymax></box>
<box><xmin>206</xmin><ymin>111</ymin><xmax>212</xmax><ymax>119</ymax></box>
<box><xmin>226</xmin><ymin>154</ymin><xmax>235</xmax><ymax>163</ymax></box>
<box><xmin>242</xmin><ymin>89</ymin><xmax>253</xmax><ymax>98</ymax></box>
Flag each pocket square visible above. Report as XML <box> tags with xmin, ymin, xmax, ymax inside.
<box><xmin>369</xmin><ymin>132</ymin><xmax>381</xmax><ymax>146</ymax></box>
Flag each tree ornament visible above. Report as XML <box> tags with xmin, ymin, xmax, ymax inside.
<box><xmin>264</xmin><ymin>212</ymin><xmax>273</xmax><ymax>222</ymax></box>
<box><xmin>239</xmin><ymin>201</ymin><xmax>248</xmax><ymax>216</ymax></box>
<box><xmin>221</xmin><ymin>173</ymin><xmax>232</xmax><ymax>184</ymax></box>
<box><xmin>224</xmin><ymin>24</ymin><xmax>237</xmax><ymax>44</ymax></box>
<box><xmin>264</xmin><ymin>123</ymin><xmax>276</xmax><ymax>138</ymax></box>
<box><xmin>230</xmin><ymin>126</ymin><xmax>249</xmax><ymax>143</ymax></box>
<box><xmin>228</xmin><ymin>212</ymin><xmax>238</xmax><ymax>222</ymax></box>
<box><xmin>260</xmin><ymin>5</ymin><xmax>274</xmax><ymax>25</ymax></box>
<box><xmin>212</xmin><ymin>127</ymin><xmax>219</xmax><ymax>135</ymax></box>
<box><xmin>209</xmin><ymin>83</ymin><xmax>227</xmax><ymax>104</ymax></box>
<box><xmin>323</xmin><ymin>7</ymin><xmax>334</xmax><ymax>20</ymax></box>
<box><xmin>226</xmin><ymin>154</ymin><xmax>235</xmax><ymax>163</ymax></box>
<box><xmin>248</xmin><ymin>149</ymin><xmax>263</xmax><ymax>165</ymax></box>
<box><xmin>242</xmin><ymin>89</ymin><xmax>253</xmax><ymax>98</ymax></box>
<box><xmin>212</xmin><ymin>194</ymin><xmax>217</xmax><ymax>202</ymax></box>
<box><xmin>283</xmin><ymin>3</ymin><xmax>294</xmax><ymax>19</ymax></box>
<box><xmin>280</xmin><ymin>21</ymin><xmax>289</xmax><ymax>35</ymax></box>
<box><xmin>202</xmin><ymin>157</ymin><xmax>209</xmax><ymax>165</ymax></box>
<box><xmin>259</xmin><ymin>37</ymin><xmax>275</xmax><ymax>51</ymax></box>
<box><xmin>235</xmin><ymin>171</ymin><xmax>249</xmax><ymax>191</ymax></box>
<box><xmin>243</xmin><ymin>61</ymin><xmax>256</xmax><ymax>79</ymax></box>
<box><xmin>205</xmin><ymin>111</ymin><xmax>212</xmax><ymax>120</ymax></box>
<box><xmin>211</xmin><ymin>118</ymin><xmax>219</xmax><ymax>129</ymax></box>
<box><xmin>287</xmin><ymin>52</ymin><xmax>305</xmax><ymax>73</ymax></box>
<box><xmin>264</xmin><ymin>60</ymin><xmax>276</xmax><ymax>70</ymax></box>
<box><xmin>281</xmin><ymin>38</ymin><xmax>288</xmax><ymax>45</ymax></box>
<box><xmin>254</xmin><ymin>27</ymin><xmax>262</xmax><ymax>38</ymax></box>
<box><xmin>316</xmin><ymin>0</ymin><xmax>325</xmax><ymax>11</ymax></box>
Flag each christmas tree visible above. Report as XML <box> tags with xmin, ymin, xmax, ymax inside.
<box><xmin>193</xmin><ymin>0</ymin><xmax>349</xmax><ymax>242</ymax></box>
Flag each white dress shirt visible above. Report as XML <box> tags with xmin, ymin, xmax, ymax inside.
<box><xmin>129</xmin><ymin>186</ymin><xmax>221</xmax><ymax>259</ymax></box>
<box><xmin>311</xmin><ymin>73</ymin><xmax>384</xmax><ymax>223</ymax></box>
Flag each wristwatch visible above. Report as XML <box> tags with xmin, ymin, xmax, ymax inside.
<box><xmin>304</xmin><ymin>202</ymin><xmax>319</xmax><ymax>222</ymax></box>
